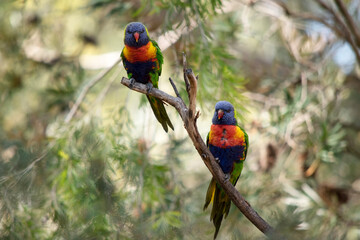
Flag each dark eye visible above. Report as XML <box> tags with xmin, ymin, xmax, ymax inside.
<box><xmin>127</xmin><ymin>30</ymin><xmax>131</xmax><ymax>34</ymax></box>
<box><xmin>226</xmin><ymin>110</ymin><xmax>231</xmax><ymax>113</ymax></box>
<box><xmin>141</xmin><ymin>30</ymin><xmax>145</xmax><ymax>33</ymax></box>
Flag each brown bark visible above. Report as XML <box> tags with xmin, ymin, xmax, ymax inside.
<box><xmin>120</xmin><ymin>55</ymin><xmax>275</xmax><ymax>235</ymax></box>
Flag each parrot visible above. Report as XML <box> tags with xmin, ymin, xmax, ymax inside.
<box><xmin>121</xmin><ymin>22</ymin><xmax>174</xmax><ymax>132</ymax></box>
<box><xmin>203</xmin><ymin>101</ymin><xmax>249</xmax><ymax>239</ymax></box>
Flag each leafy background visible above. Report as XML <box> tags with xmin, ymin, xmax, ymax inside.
<box><xmin>0</xmin><ymin>0</ymin><xmax>360</xmax><ymax>239</ymax></box>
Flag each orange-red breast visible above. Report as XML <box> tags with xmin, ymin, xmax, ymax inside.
<box><xmin>203</xmin><ymin>101</ymin><xmax>249</xmax><ymax>239</ymax></box>
<box><xmin>121</xmin><ymin>22</ymin><xmax>173</xmax><ymax>132</ymax></box>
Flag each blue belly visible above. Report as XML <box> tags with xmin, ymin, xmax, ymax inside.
<box><xmin>209</xmin><ymin>145</ymin><xmax>244</xmax><ymax>174</ymax></box>
<box><xmin>124</xmin><ymin>59</ymin><xmax>156</xmax><ymax>84</ymax></box>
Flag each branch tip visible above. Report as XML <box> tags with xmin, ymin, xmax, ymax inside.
<box><xmin>182</xmin><ymin>52</ymin><xmax>187</xmax><ymax>70</ymax></box>
<box><xmin>195</xmin><ymin>111</ymin><xmax>200</xmax><ymax>122</ymax></box>
<box><xmin>169</xmin><ymin>77</ymin><xmax>182</xmax><ymax>99</ymax></box>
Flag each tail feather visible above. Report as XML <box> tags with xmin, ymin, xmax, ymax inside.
<box><xmin>213</xmin><ymin>212</ymin><xmax>223</xmax><ymax>240</ymax></box>
<box><xmin>224</xmin><ymin>195</ymin><xmax>231</xmax><ymax>218</ymax></box>
<box><xmin>146</xmin><ymin>95</ymin><xmax>174</xmax><ymax>132</ymax></box>
<box><xmin>203</xmin><ymin>178</ymin><xmax>216</xmax><ymax>211</ymax></box>
<box><xmin>210</xmin><ymin>186</ymin><xmax>221</xmax><ymax>221</ymax></box>
<box><xmin>204</xmin><ymin>178</ymin><xmax>232</xmax><ymax>239</ymax></box>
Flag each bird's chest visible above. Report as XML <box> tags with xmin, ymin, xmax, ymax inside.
<box><xmin>123</xmin><ymin>42</ymin><xmax>157</xmax><ymax>63</ymax></box>
<box><xmin>209</xmin><ymin>125</ymin><xmax>243</xmax><ymax>148</ymax></box>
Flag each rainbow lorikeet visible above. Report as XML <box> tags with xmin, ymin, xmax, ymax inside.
<box><xmin>203</xmin><ymin>101</ymin><xmax>249</xmax><ymax>239</ymax></box>
<box><xmin>121</xmin><ymin>22</ymin><xmax>174</xmax><ymax>132</ymax></box>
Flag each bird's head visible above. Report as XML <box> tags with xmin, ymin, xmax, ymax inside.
<box><xmin>124</xmin><ymin>22</ymin><xmax>150</xmax><ymax>47</ymax></box>
<box><xmin>212</xmin><ymin>101</ymin><xmax>237</xmax><ymax>125</ymax></box>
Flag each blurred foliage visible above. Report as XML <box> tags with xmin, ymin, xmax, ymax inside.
<box><xmin>1</xmin><ymin>0</ymin><xmax>360</xmax><ymax>239</ymax></box>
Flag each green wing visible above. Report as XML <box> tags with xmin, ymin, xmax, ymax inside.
<box><xmin>120</xmin><ymin>48</ymin><xmax>132</xmax><ymax>79</ymax></box>
<box><xmin>120</xmin><ymin>48</ymin><xmax>124</xmax><ymax>61</ymax></box>
<box><xmin>234</xmin><ymin>110</ymin><xmax>249</xmax><ymax>160</ymax></box>
<box><xmin>150</xmin><ymin>39</ymin><xmax>163</xmax><ymax>77</ymax></box>
<box><xmin>238</xmin><ymin>124</ymin><xmax>249</xmax><ymax>160</ymax></box>
<box><xmin>204</xmin><ymin>125</ymin><xmax>248</xmax><ymax>239</ymax></box>
<box><xmin>120</xmin><ymin>39</ymin><xmax>172</xmax><ymax>133</ymax></box>
<box><xmin>230</xmin><ymin>124</ymin><xmax>248</xmax><ymax>188</ymax></box>
<box><xmin>206</xmin><ymin>132</ymin><xmax>210</xmax><ymax>147</ymax></box>
<box><xmin>147</xmin><ymin>40</ymin><xmax>173</xmax><ymax>132</ymax></box>
<box><xmin>223</xmin><ymin>124</ymin><xmax>247</xmax><ymax>221</ymax></box>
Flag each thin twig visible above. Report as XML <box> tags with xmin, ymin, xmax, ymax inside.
<box><xmin>120</xmin><ymin>56</ymin><xmax>275</xmax><ymax>235</ymax></box>
<box><xmin>195</xmin><ymin>111</ymin><xmax>200</xmax><ymax>122</ymax></box>
<box><xmin>93</xmin><ymin>67</ymin><xmax>121</xmax><ymax>106</ymax></box>
<box><xmin>268</xmin><ymin>0</ymin><xmax>360</xmax><ymax>65</ymax></box>
<box><xmin>0</xmin><ymin>143</ymin><xmax>55</xmax><ymax>186</ymax></box>
<box><xmin>273</xmin><ymin>0</ymin><xmax>335</xmax><ymax>31</ymax></box>
<box><xmin>333</xmin><ymin>0</ymin><xmax>360</xmax><ymax>47</ymax></box>
<box><xmin>169</xmin><ymin>77</ymin><xmax>182</xmax><ymax>99</ymax></box>
<box><xmin>64</xmin><ymin>58</ymin><xmax>122</xmax><ymax>123</ymax></box>
<box><xmin>186</xmin><ymin>68</ymin><xmax>198</xmax><ymax>119</ymax></box>
<box><xmin>315</xmin><ymin>0</ymin><xmax>360</xmax><ymax>64</ymax></box>
<box><xmin>182</xmin><ymin>52</ymin><xmax>191</xmax><ymax>96</ymax></box>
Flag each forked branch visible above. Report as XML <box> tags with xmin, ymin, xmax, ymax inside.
<box><xmin>120</xmin><ymin>54</ymin><xmax>275</xmax><ymax>236</ymax></box>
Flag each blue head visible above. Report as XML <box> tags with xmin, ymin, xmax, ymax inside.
<box><xmin>124</xmin><ymin>22</ymin><xmax>150</xmax><ymax>48</ymax></box>
<box><xmin>212</xmin><ymin>101</ymin><xmax>237</xmax><ymax>125</ymax></box>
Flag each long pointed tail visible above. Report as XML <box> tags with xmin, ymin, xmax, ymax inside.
<box><xmin>146</xmin><ymin>95</ymin><xmax>174</xmax><ymax>132</ymax></box>
<box><xmin>203</xmin><ymin>178</ymin><xmax>231</xmax><ymax>239</ymax></box>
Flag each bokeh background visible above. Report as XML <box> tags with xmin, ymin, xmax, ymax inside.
<box><xmin>1</xmin><ymin>0</ymin><xmax>360</xmax><ymax>239</ymax></box>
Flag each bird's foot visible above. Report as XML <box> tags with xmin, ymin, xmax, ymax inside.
<box><xmin>129</xmin><ymin>78</ymin><xmax>136</xmax><ymax>89</ymax></box>
<box><xmin>146</xmin><ymin>82</ymin><xmax>153</xmax><ymax>94</ymax></box>
<box><xmin>224</xmin><ymin>173</ymin><xmax>230</xmax><ymax>181</ymax></box>
<box><xmin>215</xmin><ymin>158</ymin><xmax>220</xmax><ymax>163</ymax></box>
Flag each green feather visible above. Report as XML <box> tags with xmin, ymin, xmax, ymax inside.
<box><xmin>151</xmin><ymin>39</ymin><xmax>163</xmax><ymax>77</ymax></box>
<box><xmin>120</xmin><ymin>28</ymin><xmax>173</xmax><ymax>132</ymax></box>
<box><xmin>147</xmin><ymin>70</ymin><xmax>174</xmax><ymax>132</ymax></box>
<box><xmin>146</xmin><ymin>39</ymin><xmax>173</xmax><ymax>132</ymax></box>
<box><xmin>203</xmin><ymin>123</ymin><xmax>248</xmax><ymax>239</ymax></box>
<box><xmin>203</xmin><ymin>178</ymin><xmax>216</xmax><ymax>211</ymax></box>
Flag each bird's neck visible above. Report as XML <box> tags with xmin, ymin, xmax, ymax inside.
<box><xmin>212</xmin><ymin>119</ymin><xmax>237</xmax><ymax>125</ymax></box>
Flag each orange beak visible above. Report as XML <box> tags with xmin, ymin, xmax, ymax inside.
<box><xmin>134</xmin><ymin>32</ymin><xmax>139</xmax><ymax>42</ymax></box>
<box><xmin>218</xmin><ymin>109</ymin><xmax>224</xmax><ymax>119</ymax></box>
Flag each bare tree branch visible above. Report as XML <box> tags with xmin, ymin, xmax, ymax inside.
<box><xmin>169</xmin><ymin>77</ymin><xmax>182</xmax><ymax>100</ymax></box>
<box><xmin>333</xmin><ymin>0</ymin><xmax>360</xmax><ymax>47</ymax></box>
<box><xmin>314</xmin><ymin>0</ymin><xmax>360</xmax><ymax>64</ymax></box>
<box><xmin>261</xmin><ymin>0</ymin><xmax>360</xmax><ymax>65</ymax></box>
<box><xmin>272</xmin><ymin>0</ymin><xmax>335</xmax><ymax>30</ymax></box>
<box><xmin>120</xmin><ymin>56</ymin><xmax>275</xmax><ymax>236</ymax></box>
